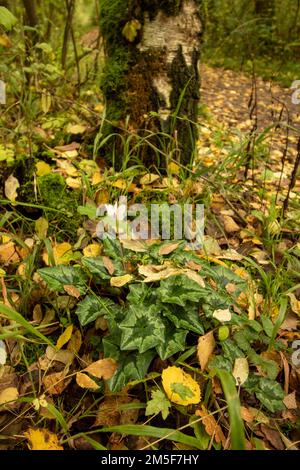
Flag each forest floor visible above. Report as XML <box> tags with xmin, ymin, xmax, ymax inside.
<box><xmin>0</xmin><ymin>62</ymin><xmax>299</xmax><ymax>451</ymax></box>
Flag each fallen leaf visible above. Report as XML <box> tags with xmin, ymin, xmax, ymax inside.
<box><xmin>158</xmin><ymin>242</ymin><xmax>180</xmax><ymax>256</ymax></box>
<box><xmin>103</xmin><ymin>256</ymin><xmax>115</xmax><ymax>275</ymax></box>
<box><xmin>83</xmin><ymin>358</ymin><xmax>117</xmax><ymax>380</ymax></box>
<box><xmin>35</xmin><ymin>217</ymin><xmax>48</xmax><ymax>239</ymax></box>
<box><xmin>162</xmin><ymin>366</ymin><xmax>201</xmax><ymax>406</ymax></box>
<box><xmin>232</xmin><ymin>357</ymin><xmax>249</xmax><ymax>385</ymax></box>
<box><xmin>67</xmin><ymin>328</ymin><xmax>82</xmax><ymax>354</ymax></box>
<box><xmin>283</xmin><ymin>391</ymin><xmax>297</xmax><ymax>410</ymax></box>
<box><xmin>183</xmin><ymin>269</ymin><xmax>205</xmax><ymax>287</ymax></box>
<box><xmin>221</xmin><ymin>215</ymin><xmax>240</xmax><ymax>233</ymax></box>
<box><xmin>42</xmin><ymin>242</ymin><xmax>73</xmax><ymax>266</ymax></box>
<box><xmin>24</xmin><ymin>428</ymin><xmax>63</xmax><ymax>450</ymax></box>
<box><xmin>0</xmin><ymin>340</ymin><xmax>7</xmax><ymax>365</ymax></box>
<box><xmin>110</xmin><ymin>274</ymin><xmax>133</xmax><ymax>287</ymax></box>
<box><xmin>36</xmin><ymin>161</ymin><xmax>51</xmax><ymax>177</ymax></box>
<box><xmin>56</xmin><ymin>325</ymin><xmax>73</xmax><ymax>350</ymax></box>
<box><xmin>66</xmin><ymin>123</ymin><xmax>87</xmax><ymax>134</ymax></box>
<box><xmin>138</xmin><ymin>264</ymin><xmax>182</xmax><ymax>282</ymax></box>
<box><xmin>76</xmin><ymin>372</ymin><xmax>99</xmax><ymax>390</ymax></box>
<box><xmin>140</xmin><ymin>173</ymin><xmax>160</xmax><ymax>185</ymax></box>
<box><xmin>5</xmin><ymin>175</ymin><xmax>19</xmax><ymax>202</ymax></box>
<box><xmin>213</xmin><ymin>308</ymin><xmax>232</xmax><ymax>322</ymax></box>
<box><xmin>0</xmin><ymin>387</ymin><xmax>19</xmax><ymax>407</ymax></box>
<box><xmin>83</xmin><ymin>243</ymin><xmax>102</xmax><ymax>257</ymax></box>
<box><xmin>196</xmin><ymin>405</ymin><xmax>226</xmax><ymax>446</ymax></box>
<box><xmin>287</xmin><ymin>293</ymin><xmax>300</xmax><ymax>317</ymax></box>
<box><xmin>63</xmin><ymin>285</ymin><xmax>81</xmax><ymax>298</ymax></box>
<box><xmin>197</xmin><ymin>331</ymin><xmax>215</xmax><ymax>371</ymax></box>
<box><xmin>42</xmin><ymin>372</ymin><xmax>71</xmax><ymax>395</ymax></box>
<box><xmin>45</xmin><ymin>346</ymin><xmax>74</xmax><ymax>366</ymax></box>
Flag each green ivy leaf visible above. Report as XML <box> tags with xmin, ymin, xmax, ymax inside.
<box><xmin>75</xmin><ymin>295</ymin><xmax>120</xmax><ymax>326</ymax></box>
<box><xmin>107</xmin><ymin>349</ymin><xmax>155</xmax><ymax>392</ymax></box>
<box><xmin>156</xmin><ymin>322</ymin><xmax>187</xmax><ymax>360</ymax></box>
<box><xmin>82</xmin><ymin>256</ymin><xmax>111</xmax><ymax>280</ymax></box>
<box><xmin>170</xmin><ymin>382</ymin><xmax>194</xmax><ymax>400</ymax></box>
<box><xmin>145</xmin><ymin>390</ymin><xmax>171</xmax><ymax>420</ymax></box>
<box><xmin>157</xmin><ymin>275</ymin><xmax>204</xmax><ymax>306</ymax></box>
<box><xmin>38</xmin><ymin>266</ymin><xmax>88</xmax><ymax>294</ymax></box>
<box><xmin>0</xmin><ymin>7</ymin><xmax>17</xmax><ymax>31</ymax></box>
<box><xmin>243</xmin><ymin>376</ymin><xmax>285</xmax><ymax>413</ymax></box>
<box><xmin>120</xmin><ymin>305</ymin><xmax>166</xmax><ymax>354</ymax></box>
<box><xmin>163</xmin><ymin>303</ymin><xmax>204</xmax><ymax>334</ymax></box>
<box><xmin>102</xmin><ymin>236</ymin><xmax>123</xmax><ymax>260</ymax></box>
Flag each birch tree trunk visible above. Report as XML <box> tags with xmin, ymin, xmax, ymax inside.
<box><xmin>99</xmin><ymin>0</ymin><xmax>203</xmax><ymax>168</ymax></box>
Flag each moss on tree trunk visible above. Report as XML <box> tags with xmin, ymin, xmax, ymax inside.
<box><xmin>99</xmin><ymin>0</ymin><xmax>203</xmax><ymax>168</ymax></box>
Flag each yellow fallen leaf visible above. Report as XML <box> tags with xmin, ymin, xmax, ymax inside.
<box><xmin>42</xmin><ymin>242</ymin><xmax>73</xmax><ymax>266</ymax></box>
<box><xmin>67</xmin><ymin>328</ymin><xmax>82</xmax><ymax>354</ymax></box>
<box><xmin>36</xmin><ymin>161</ymin><xmax>51</xmax><ymax>177</ymax></box>
<box><xmin>35</xmin><ymin>217</ymin><xmax>48</xmax><ymax>239</ymax></box>
<box><xmin>5</xmin><ymin>174</ymin><xmax>20</xmax><ymax>202</ymax></box>
<box><xmin>24</xmin><ymin>428</ymin><xmax>63</xmax><ymax>450</ymax></box>
<box><xmin>83</xmin><ymin>358</ymin><xmax>117</xmax><ymax>380</ymax></box>
<box><xmin>76</xmin><ymin>372</ymin><xmax>99</xmax><ymax>390</ymax></box>
<box><xmin>138</xmin><ymin>264</ymin><xmax>182</xmax><ymax>282</ymax></box>
<box><xmin>162</xmin><ymin>366</ymin><xmax>201</xmax><ymax>406</ymax></box>
<box><xmin>66</xmin><ymin>123</ymin><xmax>87</xmax><ymax>134</ymax></box>
<box><xmin>0</xmin><ymin>34</ymin><xmax>12</xmax><ymax>48</ymax></box>
<box><xmin>66</xmin><ymin>177</ymin><xmax>81</xmax><ymax>189</ymax></box>
<box><xmin>110</xmin><ymin>274</ymin><xmax>133</xmax><ymax>287</ymax></box>
<box><xmin>221</xmin><ymin>215</ymin><xmax>240</xmax><ymax>233</ymax></box>
<box><xmin>56</xmin><ymin>325</ymin><xmax>73</xmax><ymax>350</ymax></box>
<box><xmin>197</xmin><ymin>331</ymin><xmax>215</xmax><ymax>371</ymax></box>
<box><xmin>0</xmin><ymin>387</ymin><xmax>19</xmax><ymax>407</ymax></box>
<box><xmin>83</xmin><ymin>243</ymin><xmax>102</xmax><ymax>257</ymax></box>
<box><xmin>0</xmin><ymin>241</ymin><xmax>20</xmax><ymax>265</ymax></box>
<box><xmin>112</xmin><ymin>178</ymin><xmax>127</xmax><ymax>189</ymax></box>
<box><xmin>92</xmin><ymin>170</ymin><xmax>103</xmax><ymax>186</ymax></box>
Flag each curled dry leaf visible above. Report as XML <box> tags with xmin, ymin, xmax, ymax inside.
<box><xmin>120</xmin><ymin>239</ymin><xmax>147</xmax><ymax>252</ymax></box>
<box><xmin>158</xmin><ymin>242</ymin><xmax>180</xmax><ymax>256</ymax></box>
<box><xmin>196</xmin><ymin>405</ymin><xmax>226</xmax><ymax>446</ymax></box>
<box><xmin>110</xmin><ymin>274</ymin><xmax>133</xmax><ymax>287</ymax></box>
<box><xmin>103</xmin><ymin>256</ymin><xmax>115</xmax><ymax>275</ymax></box>
<box><xmin>140</xmin><ymin>173</ymin><xmax>160</xmax><ymax>185</ymax></box>
<box><xmin>45</xmin><ymin>346</ymin><xmax>74</xmax><ymax>366</ymax></box>
<box><xmin>183</xmin><ymin>269</ymin><xmax>205</xmax><ymax>287</ymax></box>
<box><xmin>197</xmin><ymin>331</ymin><xmax>215</xmax><ymax>371</ymax></box>
<box><xmin>162</xmin><ymin>366</ymin><xmax>201</xmax><ymax>406</ymax></box>
<box><xmin>138</xmin><ymin>264</ymin><xmax>182</xmax><ymax>282</ymax></box>
<box><xmin>24</xmin><ymin>428</ymin><xmax>63</xmax><ymax>450</ymax></box>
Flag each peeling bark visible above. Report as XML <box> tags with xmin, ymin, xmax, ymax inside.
<box><xmin>99</xmin><ymin>0</ymin><xmax>203</xmax><ymax>168</ymax></box>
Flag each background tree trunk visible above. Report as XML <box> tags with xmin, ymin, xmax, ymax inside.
<box><xmin>254</xmin><ymin>0</ymin><xmax>274</xmax><ymax>17</ymax></box>
<box><xmin>99</xmin><ymin>0</ymin><xmax>203</xmax><ymax>168</ymax></box>
<box><xmin>22</xmin><ymin>0</ymin><xmax>39</xmax><ymax>44</ymax></box>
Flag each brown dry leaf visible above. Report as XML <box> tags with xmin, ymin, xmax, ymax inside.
<box><xmin>0</xmin><ymin>387</ymin><xmax>19</xmax><ymax>407</ymax></box>
<box><xmin>283</xmin><ymin>391</ymin><xmax>297</xmax><ymax>410</ymax></box>
<box><xmin>42</xmin><ymin>371</ymin><xmax>71</xmax><ymax>395</ymax></box>
<box><xmin>240</xmin><ymin>406</ymin><xmax>254</xmax><ymax>423</ymax></box>
<box><xmin>110</xmin><ymin>274</ymin><xmax>133</xmax><ymax>287</ymax></box>
<box><xmin>83</xmin><ymin>358</ymin><xmax>117</xmax><ymax>380</ymax></box>
<box><xmin>76</xmin><ymin>372</ymin><xmax>99</xmax><ymax>390</ymax></box>
<box><xmin>0</xmin><ymin>241</ymin><xmax>20</xmax><ymax>265</ymax></box>
<box><xmin>56</xmin><ymin>325</ymin><xmax>73</xmax><ymax>350</ymax></box>
<box><xmin>5</xmin><ymin>175</ymin><xmax>20</xmax><ymax>202</ymax></box>
<box><xmin>221</xmin><ymin>215</ymin><xmax>240</xmax><ymax>233</ymax></box>
<box><xmin>196</xmin><ymin>405</ymin><xmax>226</xmax><ymax>446</ymax></box>
<box><xmin>63</xmin><ymin>285</ymin><xmax>81</xmax><ymax>298</ymax></box>
<box><xmin>45</xmin><ymin>346</ymin><xmax>74</xmax><ymax>366</ymax></box>
<box><xmin>103</xmin><ymin>256</ymin><xmax>115</xmax><ymax>275</ymax></box>
<box><xmin>186</xmin><ymin>260</ymin><xmax>202</xmax><ymax>271</ymax></box>
<box><xmin>158</xmin><ymin>242</ymin><xmax>180</xmax><ymax>256</ymax></box>
<box><xmin>24</xmin><ymin>428</ymin><xmax>63</xmax><ymax>450</ymax></box>
<box><xmin>197</xmin><ymin>331</ymin><xmax>215</xmax><ymax>371</ymax></box>
<box><xmin>260</xmin><ymin>424</ymin><xmax>284</xmax><ymax>450</ymax></box>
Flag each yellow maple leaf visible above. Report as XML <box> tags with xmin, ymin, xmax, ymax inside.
<box><xmin>162</xmin><ymin>366</ymin><xmax>201</xmax><ymax>406</ymax></box>
<box><xmin>24</xmin><ymin>428</ymin><xmax>63</xmax><ymax>450</ymax></box>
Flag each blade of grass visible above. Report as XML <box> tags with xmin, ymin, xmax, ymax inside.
<box><xmin>97</xmin><ymin>424</ymin><xmax>204</xmax><ymax>450</ymax></box>
<box><xmin>0</xmin><ymin>304</ymin><xmax>54</xmax><ymax>346</ymax></box>
<box><xmin>214</xmin><ymin>368</ymin><xmax>246</xmax><ymax>450</ymax></box>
